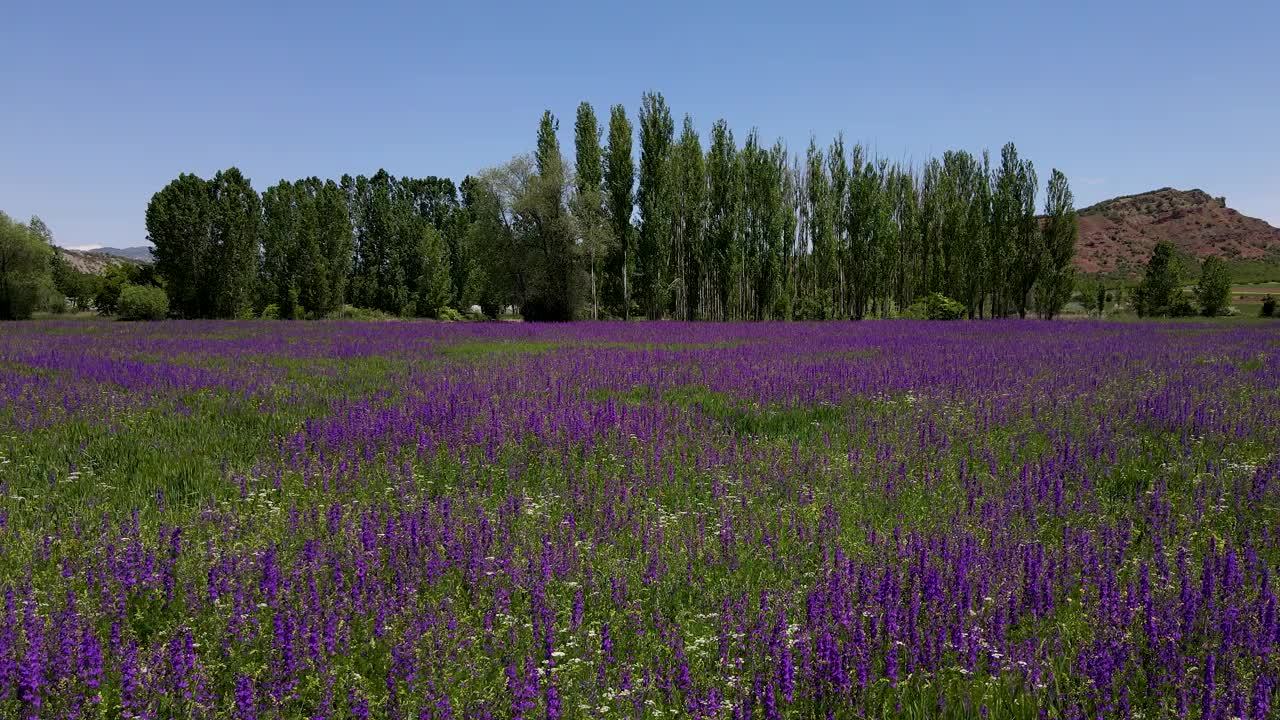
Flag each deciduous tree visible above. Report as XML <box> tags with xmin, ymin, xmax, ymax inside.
<box><xmin>636</xmin><ymin>91</ymin><xmax>674</xmax><ymax>319</ymax></box>
<box><xmin>0</xmin><ymin>212</ymin><xmax>56</xmax><ymax>320</ymax></box>
<box><xmin>1195</xmin><ymin>255</ymin><xmax>1231</xmax><ymax>317</ymax></box>
<box><xmin>603</xmin><ymin>105</ymin><xmax>635</xmax><ymax>319</ymax></box>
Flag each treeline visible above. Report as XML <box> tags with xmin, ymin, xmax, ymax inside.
<box><xmin>0</xmin><ymin>211</ymin><xmax>168</xmax><ymax>321</ymax></box>
<box><xmin>142</xmin><ymin>91</ymin><xmax>1079</xmax><ymax>321</ymax></box>
<box><xmin>0</xmin><ymin>213</ymin><xmax>59</xmax><ymax>320</ymax></box>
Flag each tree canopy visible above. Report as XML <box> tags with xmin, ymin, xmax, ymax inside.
<box><xmin>123</xmin><ymin>92</ymin><xmax>1088</xmax><ymax>322</ymax></box>
<box><xmin>0</xmin><ymin>213</ymin><xmax>56</xmax><ymax>320</ymax></box>
<box><xmin>1135</xmin><ymin>242</ymin><xmax>1184</xmax><ymax>317</ymax></box>
<box><xmin>1195</xmin><ymin>256</ymin><xmax>1232</xmax><ymax>317</ymax></box>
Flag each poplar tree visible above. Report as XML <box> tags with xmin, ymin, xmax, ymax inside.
<box><xmin>672</xmin><ymin>115</ymin><xmax>706</xmax><ymax>320</ymax></box>
<box><xmin>1036</xmin><ymin>169</ymin><xmax>1077</xmax><ymax>319</ymax></box>
<box><xmin>706</xmin><ymin>120</ymin><xmax>739</xmax><ymax>320</ymax></box>
<box><xmin>518</xmin><ymin>110</ymin><xmax>579</xmax><ymax>321</ymax></box>
<box><xmin>603</xmin><ymin>105</ymin><xmax>635</xmax><ymax>319</ymax></box>
<box><xmin>636</xmin><ymin>91</ymin><xmax>674</xmax><ymax>319</ymax></box>
<box><xmin>207</xmin><ymin>167</ymin><xmax>262</xmax><ymax>318</ymax></box>
<box><xmin>1012</xmin><ymin>158</ymin><xmax>1040</xmax><ymax>318</ymax></box>
<box><xmin>989</xmin><ymin>144</ymin><xmax>1021</xmax><ymax>316</ymax></box>
<box><xmin>313</xmin><ymin>179</ymin><xmax>353</xmax><ymax>315</ymax></box>
<box><xmin>573</xmin><ymin>102</ymin><xmax>607</xmax><ymax>319</ymax></box>
<box><xmin>261</xmin><ymin>179</ymin><xmax>305</xmax><ymax>317</ymax></box>
<box><xmin>827</xmin><ymin>138</ymin><xmax>850</xmax><ymax>315</ymax></box>
<box><xmin>147</xmin><ymin>173</ymin><xmax>213</xmax><ymax>318</ymax></box>
<box><xmin>141</xmin><ymin>92</ymin><xmax>1085</xmax><ymax>325</ymax></box>
<box><xmin>806</xmin><ymin>140</ymin><xmax>836</xmax><ymax>318</ymax></box>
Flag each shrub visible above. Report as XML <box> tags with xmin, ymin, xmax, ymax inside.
<box><xmin>1262</xmin><ymin>295</ymin><xmax>1276</xmax><ymax>318</ymax></box>
<box><xmin>42</xmin><ymin>294</ymin><xmax>68</xmax><ymax>314</ymax></box>
<box><xmin>437</xmin><ymin>306</ymin><xmax>466</xmax><ymax>322</ymax></box>
<box><xmin>1169</xmin><ymin>295</ymin><xmax>1197</xmax><ymax>318</ymax></box>
<box><xmin>261</xmin><ymin>304</ymin><xmax>281</xmax><ymax>320</ymax></box>
<box><xmin>903</xmin><ymin>293</ymin><xmax>966</xmax><ymax>320</ymax></box>
<box><xmin>793</xmin><ymin>295</ymin><xmax>827</xmax><ymax>321</ymax></box>
<box><xmin>900</xmin><ymin>301</ymin><xmax>928</xmax><ymax>320</ymax></box>
<box><xmin>117</xmin><ymin>284</ymin><xmax>169</xmax><ymax>321</ymax></box>
<box><xmin>326</xmin><ymin>305</ymin><xmax>395</xmax><ymax>321</ymax></box>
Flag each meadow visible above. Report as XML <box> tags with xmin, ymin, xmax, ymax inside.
<box><xmin>1</xmin><ymin>319</ymin><xmax>1278</xmax><ymax>719</ymax></box>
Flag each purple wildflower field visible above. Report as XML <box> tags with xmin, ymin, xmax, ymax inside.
<box><xmin>1</xmin><ymin>319</ymin><xmax>1279</xmax><ymax>718</ymax></box>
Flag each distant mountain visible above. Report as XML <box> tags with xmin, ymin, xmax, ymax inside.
<box><xmin>89</xmin><ymin>246</ymin><xmax>153</xmax><ymax>262</ymax></box>
<box><xmin>56</xmin><ymin>247</ymin><xmax>144</xmax><ymax>275</ymax></box>
<box><xmin>1074</xmin><ymin>188</ymin><xmax>1280</xmax><ymax>278</ymax></box>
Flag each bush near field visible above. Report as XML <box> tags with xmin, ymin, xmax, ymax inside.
<box><xmin>117</xmin><ymin>284</ymin><xmax>169</xmax><ymax>320</ymax></box>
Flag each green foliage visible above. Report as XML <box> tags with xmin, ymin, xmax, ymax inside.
<box><xmin>458</xmin><ymin>173</ymin><xmax>513</xmax><ymax>319</ymax></box>
<box><xmin>325</xmin><ymin>304</ymin><xmax>395</xmax><ymax>321</ymax></box>
<box><xmin>136</xmin><ymin>95</ymin><xmax>1092</xmax><ymax>325</ymax></box>
<box><xmin>794</xmin><ymin>293</ymin><xmax>826</xmax><ymax>320</ymax></box>
<box><xmin>95</xmin><ymin>264</ymin><xmax>135</xmax><ymax>315</ymax></box>
<box><xmin>807</xmin><ymin>139</ymin><xmax>837</xmax><ymax>318</ymax></box>
<box><xmin>991</xmin><ymin>143</ymin><xmax>1041</xmax><ymax>318</ymax></box>
<box><xmin>1194</xmin><ymin>255</ymin><xmax>1232</xmax><ymax>316</ymax></box>
<box><xmin>705</xmin><ymin>119</ymin><xmax>740</xmax><ymax>320</ymax></box>
<box><xmin>436</xmin><ymin>306</ymin><xmax>465</xmax><ymax>322</ymax></box>
<box><xmin>670</xmin><ymin>115</ymin><xmax>707</xmax><ymax>320</ymax></box>
<box><xmin>1169</xmin><ymin>295</ymin><xmax>1197</xmax><ymax>318</ymax></box>
<box><xmin>209</xmin><ymin>167</ymin><xmax>262</xmax><ymax>318</ymax></box>
<box><xmin>574</xmin><ymin>102</ymin><xmax>608</xmax><ymax>320</ymax></box>
<box><xmin>1036</xmin><ymin>169</ymin><xmax>1078</xmax><ymax>319</ymax></box>
<box><xmin>117</xmin><ymin>284</ymin><xmax>169</xmax><ymax>320</ymax></box>
<box><xmin>94</xmin><ymin>258</ymin><xmax>162</xmax><ymax>316</ymax></box>
<box><xmin>261</xmin><ymin>303</ymin><xmax>281</xmax><ymax>320</ymax></box>
<box><xmin>409</xmin><ymin>222</ymin><xmax>453</xmax><ymax>317</ymax></box>
<box><xmin>902</xmin><ymin>292</ymin><xmax>966</xmax><ymax>320</ymax></box>
<box><xmin>1134</xmin><ymin>241</ymin><xmax>1184</xmax><ymax>317</ymax></box>
<box><xmin>637</xmin><ymin>91</ymin><xmax>675</xmax><ymax>320</ymax></box>
<box><xmin>146</xmin><ymin>168</ymin><xmax>260</xmax><ymax>318</ymax></box>
<box><xmin>1222</xmin><ymin>259</ymin><xmax>1280</xmax><ymax>284</ymax></box>
<box><xmin>147</xmin><ymin>173</ymin><xmax>212</xmax><ymax>317</ymax></box>
<box><xmin>603</xmin><ymin>105</ymin><xmax>636</xmax><ymax>320</ymax></box>
<box><xmin>468</xmin><ymin>114</ymin><xmax>581</xmax><ymax>324</ymax></box>
<box><xmin>260</xmin><ymin>178</ymin><xmax>352</xmax><ymax>319</ymax></box>
<box><xmin>516</xmin><ymin>110</ymin><xmax>580</xmax><ymax>321</ymax></box>
<box><xmin>343</xmin><ymin>172</ymin><xmax>458</xmax><ymax>318</ymax></box>
<box><xmin>50</xmin><ymin>254</ymin><xmax>101</xmax><ymax>310</ymax></box>
<box><xmin>0</xmin><ymin>212</ymin><xmax>57</xmax><ymax>320</ymax></box>
<box><xmin>739</xmin><ymin>132</ymin><xmax>789</xmax><ymax>320</ymax></box>
<box><xmin>1091</xmin><ymin>283</ymin><xmax>1110</xmax><ymax>316</ymax></box>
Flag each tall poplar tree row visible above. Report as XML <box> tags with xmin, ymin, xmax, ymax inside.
<box><xmin>143</xmin><ymin>92</ymin><xmax>1079</xmax><ymax>322</ymax></box>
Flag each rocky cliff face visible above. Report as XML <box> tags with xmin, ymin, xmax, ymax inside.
<box><xmin>1075</xmin><ymin>188</ymin><xmax>1280</xmax><ymax>276</ymax></box>
<box><xmin>56</xmin><ymin>247</ymin><xmax>141</xmax><ymax>274</ymax></box>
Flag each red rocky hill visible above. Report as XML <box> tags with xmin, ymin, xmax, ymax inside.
<box><xmin>1074</xmin><ymin>188</ymin><xmax>1280</xmax><ymax>277</ymax></box>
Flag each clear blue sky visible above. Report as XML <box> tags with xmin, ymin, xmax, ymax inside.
<box><xmin>4</xmin><ymin>0</ymin><xmax>1278</xmax><ymax>249</ymax></box>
